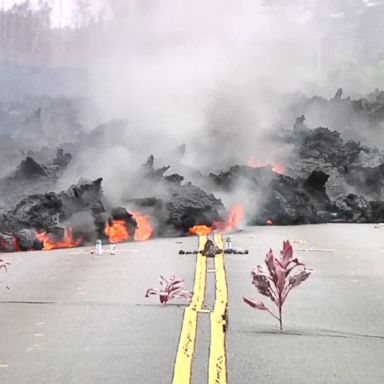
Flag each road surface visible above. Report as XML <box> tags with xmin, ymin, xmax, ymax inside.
<box><xmin>1</xmin><ymin>224</ymin><xmax>384</xmax><ymax>383</ymax></box>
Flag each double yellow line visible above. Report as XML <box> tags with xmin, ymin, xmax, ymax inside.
<box><xmin>172</xmin><ymin>234</ymin><xmax>228</xmax><ymax>384</ymax></box>
<box><xmin>209</xmin><ymin>233</ymin><xmax>228</xmax><ymax>384</ymax></box>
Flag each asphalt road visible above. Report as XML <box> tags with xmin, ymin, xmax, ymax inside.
<box><xmin>1</xmin><ymin>224</ymin><xmax>384</xmax><ymax>383</ymax></box>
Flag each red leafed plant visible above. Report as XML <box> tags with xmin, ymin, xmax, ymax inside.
<box><xmin>243</xmin><ymin>240</ymin><xmax>312</xmax><ymax>332</ymax></box>
<box><xmin>145</xmin><ymin>275</ymin><xmax>192</xmax><ymax>304</ymax></box>
<box><xmin>0</xmin><ymin>257</ymin><xmax>10</xmax><ymax>290</ymax></box>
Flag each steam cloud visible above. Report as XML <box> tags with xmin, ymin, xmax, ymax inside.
<box><xmin>1</xmin><ymin>0</ymin><xmax>384</xmax><ymax>208</ymax></box>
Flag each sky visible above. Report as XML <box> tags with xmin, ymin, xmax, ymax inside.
<box><xmin>3</xmin><ymin>0</ymin><xmax>104</xmax><ymax>27</ymax></box>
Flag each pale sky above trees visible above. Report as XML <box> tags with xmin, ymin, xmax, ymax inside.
<box><xmin>3</xmin><ymin>0</ymin><xmax>105</xmax><ymax>27</ymax></box>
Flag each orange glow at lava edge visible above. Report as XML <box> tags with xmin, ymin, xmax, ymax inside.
<box><xmin>131</xmin><ymin>211</ymin><xmax>153</xmax><ymax>241</ymax></box>
<box><xmin>36</xmin><ymin>228</ymin><xmax>83</xmax><ymax>250</ymax></box>
<box><xmin>272</xmin><ymin>164</ymin><xmax>286</xmax><ymax>174</ymax></box>
<box><xmin>188</xmin><ymin>205</ymin><xmax>245</xmax><ymax>235</ymax></box>
<box><xmin>247</xmin><ymin>156</ymin><xmax>260</xmax><ymax>168</ymax></box>
<box><xmin>189</xmin><ymin>225</ymin><xmax>213</xmax><ymax>236</ymax></box>
<box><xmin>248</xmin><ymin>156</ymin><xmax>286</xmax><ymax>175</ymax></box>
<box><xmin>223</xmin><ymin>204</ymin><xmax>244</xmax><ymax>230</ymax></box>
<box><xmin>266</xmin><ymin>219</ymin><xmax>273</xmax><ymax>225</ymax></box>
<box><xmin>203</xmin><ymin>204</ymin><xmax>245</xmax><ymax>234</ymax></box>
<box><xmin>104</xmin><ymin>220</ymin><xmax>130</xmax><ymax>243</ymax></box>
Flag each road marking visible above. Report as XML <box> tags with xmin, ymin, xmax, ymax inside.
<box><xmin>198</xmin><ymin>308</ymin><xmax>212</xmax><ymax>314</ymax></box>
<box><xmin>209</xmin><ymin>233</ymin><xmax>228</xmax><ymax>384</ymax></box>
<box><xmin>172</xmin><ymin>235</ymin><xmax>208</xmax><ymax>384</ymax></box>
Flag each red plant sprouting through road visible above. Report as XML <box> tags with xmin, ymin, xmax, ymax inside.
<box><xmin>0</xmin><ymin>257</ymin><xmax>10</xmax><ymax>290</ymax></box>
<box><xmin>243</xmin><ymin>240</ymin><xmax>312</xmax><ymax>331</ymax></box>
<box><xmin>145</xmin><ymin>275</ymin><xmax>192</xmax><ymax>304</ymax></box>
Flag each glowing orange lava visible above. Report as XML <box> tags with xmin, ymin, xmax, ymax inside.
<box><xmin>105</xmin><ymin>211</ymin><xmax>154</xmax><ymax>243</ymax></box>
<box><xmin>189</xmin><ymin>225</ymin><xmax>214</xmax><ymax>236</ymax></box>
<box><xmin>247</xmin><ymin>156</ymin><xmax>286</xmax><ymax>175</ymax></box>
<box><xmin>104</xmin><ymin>220</ymin><xmax>130</xmax><ymax>243</ymax></box>
<box><xmin>189</xmin><ymin>205</ymin><xmax>245</xmax><ymax>235</ymax></box>
<box><xmin>131</xmin><ymin>211</ymin><xmax>153</xmax><ymax>241</ymax></box>
<box><xmin>221</xmin><ymin>204</ymin><xmax>245</xmax><ymax>231</ymax></box>
<box><xmin>36</xmin><ymin>228</ymin><xmax>83</xmax><ymax>250</ymax></box>
<box><xmin>266</xmin><ymin>219</ymin><xmax>273</xmax><ymax>225</ymax></box>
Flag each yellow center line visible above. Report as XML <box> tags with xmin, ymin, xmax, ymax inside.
<box><xmin>172</xmin><ymin>235</ymin><xmax>208</xmax><ymax>384</ymax></box>
<box><xmin>209</xmin><ymin>233</ymin><xmax>228</xmax><ymax>384</ymax></box>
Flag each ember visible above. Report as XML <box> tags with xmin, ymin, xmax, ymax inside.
<box><xmin>36</xmin><ymin>228</ymin><xmax>83</xmax><ymax>250</ymax></box>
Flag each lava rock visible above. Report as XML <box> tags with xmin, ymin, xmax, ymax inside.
<box><xmin>334</xmin><ymin>194</ymin><xmax>372</xmax><ymax>222</ymax></box>
<box><xmin>0</xmin><ymin>178</ymin><xmax>105</xmax><ymax>238</ymax></box>
<box><xmin>14</xmin><ymin>156</ymin><xmax>47</xmax><ymax>179</ymax></box>
<box><xmin>344</xmin><ymin>163</ymin><xmax>384</xmax><ymax>200</ymax></box>
<box><xmin>15</xmin><ymin>229</ymin><xmax>43</xmax><ymax>251</ymax></box>
<box><xmin>0</xmin><ymin>233</ymin><xmax>16</xmax><ymax>252</ymax></box>
<box><xmin>165</xmin><ymin>184</ymin><xmax>224</xmax><ymax>231</ymax></box>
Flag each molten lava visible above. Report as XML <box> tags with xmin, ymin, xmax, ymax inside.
<box><xmin>105</xmin><ymin>211</ymin><xmax>154</xmax><ymax>243</ymax></box>
<box><xmin>131</xmin><ymin>211</ymin><xmax>153</xmax><ymax>241</ymax></box>
<box><xmin>248</xmin><ymin>156</ymin><xmax>286</xmax><ymax>175</ymax></box>
<box><xmin>189</xmin><ymin>205</ymin><xmax>245</xmax><ymax>235</ymax></box>
<box><xmin>224</xmin><ymin>204</ymin><xmax>245</xmax><ymax>231</ymax></box>
<box><xmin>189</xmin><ymin>225</ymin><xmax>214</xmax><ymax>236</ymax></box>
<box><xmin>214</xmin><ymin>204</ymin><xmax>245</xmax><ymax>231</ymax></box>
<box><xmin>266</xmin><ymin>219</ymin><xmax>273</xmax><ymax>225</ymax></box>
<box><xmin>104</xmin><ymin>220</ymin><xmax>129</xmax><ymax>243</ymax></box>
<box><xmin>36</xmin><ymin>228</ymin><xmax>83</xmax><ymax>250</ymax></box>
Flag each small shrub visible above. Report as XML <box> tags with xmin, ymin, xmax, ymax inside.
<box><xmin>145</xmin><ymin>275</ymin><xmax>192</xmax><ymax>304</ymax></box>
<box><xmin>243</xmin><ymin>240</ymin><xmax>312</xmax><ymax>331</ymax></box>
